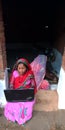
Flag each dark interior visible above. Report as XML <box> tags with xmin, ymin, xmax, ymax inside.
<box><xmin>2</xmin><ymin>0</ymin><xmax>64</xmax><ymax>69</ymax></box>
<box><xmin>2</xmin><ymin>0</ymin><xmax>65</xmax><ymax>88</ymax></box>
<box><xmin>2</xmin><ymin>1</ymin><xmax>61</xmax><ymax>45</ymax></box>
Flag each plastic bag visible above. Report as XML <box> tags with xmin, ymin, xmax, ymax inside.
<box><xmin>31</xmin><ymin>55</ymin><xmax>47</xmax><ymax>89</ymax></box>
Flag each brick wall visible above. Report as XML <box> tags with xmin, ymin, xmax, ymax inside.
<box><xmin>0</xmin><ymin>0</ymin><xmax>7</xmax><ymax>79</ymax></box>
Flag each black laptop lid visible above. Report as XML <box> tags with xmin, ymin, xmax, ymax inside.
<box><xmin>4</xmin><ymin>88</ymin><xmax>34</xmax><ymax>102</ymax></box>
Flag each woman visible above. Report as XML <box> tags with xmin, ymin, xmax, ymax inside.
<box><xmin>4</xmin><ymin>58</ymin><xmax>37</xmax><ymax>125</ymax></box>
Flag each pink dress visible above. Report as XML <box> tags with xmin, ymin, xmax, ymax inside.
<box><xmin>4</xmin><ymin>101</ymin><xmax>35</xmax><ymax>125</ymax></box>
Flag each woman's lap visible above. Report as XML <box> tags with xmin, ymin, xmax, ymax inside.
<box><xmin>4</xmin><ymin>100</ymin><xmax>35</xmax><ymax>125</ymax></box>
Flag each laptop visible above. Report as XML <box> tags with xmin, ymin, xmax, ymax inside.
<box><xmin>4</xmin><ymin>88</ymin><xmax>34</xmax><ymax>102</ymax></box>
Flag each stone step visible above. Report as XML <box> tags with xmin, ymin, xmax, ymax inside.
<box><xmin>33</xmin><ymin>90</ymin><xmax>58</xmax><ymax>111</ymax></box>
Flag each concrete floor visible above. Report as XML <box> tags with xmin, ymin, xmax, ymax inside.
<box><xmin>0</xmin><ymin>108</ymin><xmax>65</xmax><ymax>130</ymax></box>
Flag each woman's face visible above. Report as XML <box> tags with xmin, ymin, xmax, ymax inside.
<box><xmin>17</xmin><ymin>63</ymin><xmax>27</xmax><ymax>75</ymax></box>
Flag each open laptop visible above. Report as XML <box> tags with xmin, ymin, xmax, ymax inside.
<box><xmin>4</xmin><ymin>68</ymin><xmax>34</xmax><ymax>102</ymax></box>
<box><xmin>4</xmin><ymin>88</ymin><xmax>34</xmax><ymax>102</ymax></box>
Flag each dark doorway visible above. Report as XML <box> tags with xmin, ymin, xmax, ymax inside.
<box><xmin>2</xmin><ymin>0</ymin><xmax>64</xmax><ymax>69</ymax></box>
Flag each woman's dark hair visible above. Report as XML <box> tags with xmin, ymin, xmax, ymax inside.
<box><xmin>13</xmin><ymin>61</ymin><xmax>29</xmax><ymax>71</ymax></box>
<box><xmin>12</xmin><ymin>58</ymin><xmax>31</xmax><ymax>72</ymax></box>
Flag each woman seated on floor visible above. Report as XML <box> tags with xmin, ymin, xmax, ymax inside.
<box><xmin>4</xmin><ymin>58</ymin><xmax>37</xmax><ymax>125</ymax></box>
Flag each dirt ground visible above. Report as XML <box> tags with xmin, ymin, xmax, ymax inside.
<box><xmin>0</xmin><ymin>108</ymin><xmax>65</xmax><ymax>130</ymax></box>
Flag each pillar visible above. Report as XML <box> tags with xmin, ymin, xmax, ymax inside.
<box><xmin>0</xmin><ymin>0</ymin><xmax>7</xmax><ymax>79</ymax></box>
